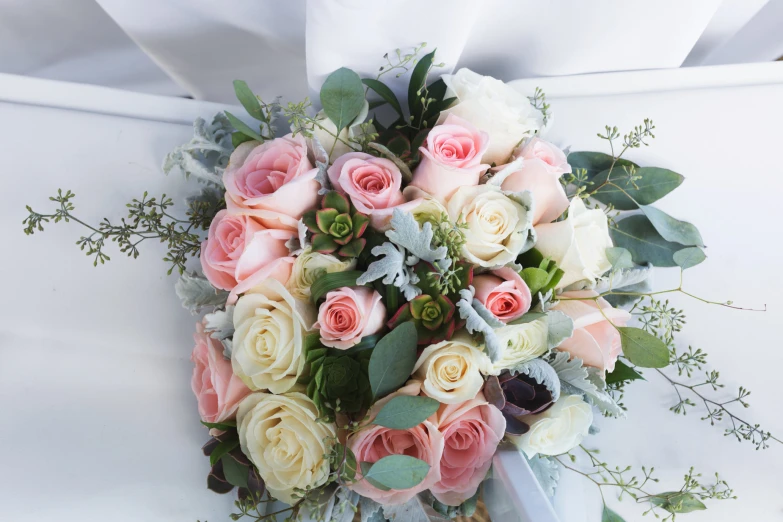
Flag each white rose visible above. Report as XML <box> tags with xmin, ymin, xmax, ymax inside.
<box><xmin>447</xmin><ymin>185</ymin><xmax>535</xmax><ymax>267</ymax></box>
<box><xmin>308</xmin><ymin>101</ymin><xmax>374</xmax><ymax>163</ymax></box>
<box><xmin>413</xmin><ymin>333</ymin><xmax>491</xmax><ymax>404</ymax></box>
<box><xmin>232</xmin><ymin>279</ymin><xmax>316</xmax><ymax>393</ymax></box>
<box><xmin>492</xmin><ymin>318</ymin><xmax>549</xmax><ymax>373</ymax></box>
<box><xmin>510</xmin><ymin>394</ymin><xmax>593</xmax><ymax>458</ymax></box>
<box><xmin>534</xmin><ymin>197</ymin><xmax>613</xmax><ymax>290</ymax></box>
<box><xmin>237</xmin><ymin>392</ymin><xmax>336</xmax><ymax>504</ymax></box>
<box><xmin>440</xmin><ymin>68</ymin><xmax>542</xmax><ymax>165</ymax></box>
<box><xmin>411</xmin><ymin>197</ymin><xmax>449</xmax><ymax>229</ymax></box>
<box><xmin>286</xmin><ymin>247</ymin><xmax>356</xmax><ymax>301</ymax></box>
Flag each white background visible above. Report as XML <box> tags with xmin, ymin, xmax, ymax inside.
<box><xmin>2</xmin><ymin>62</ymin><xmax>783</xmax><ymax>521</ymax></box>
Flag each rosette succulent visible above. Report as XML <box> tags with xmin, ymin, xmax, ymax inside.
<box><xmin>303</xmin><ymin>347</ymin><xmax>372</xmax><ymax>420</ymax></box>
<box><xmin>303</xmin><ymin>191</ymin><xmax>370</xmax><ymax>258</ymax></box>
<box><xmin>483</xmin><ymin>371</ymin><xmax>554</xmax><ymax>435</ymax></box>
<box><xmin>388</xmin><ymin>293</ymin><xmax>457</xmax><ymax>345</ymax></box>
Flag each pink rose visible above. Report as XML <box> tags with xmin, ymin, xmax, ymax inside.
<box><xmin>223</xmin><ymin>134</ymin><xmax>319</xmax><ymax>231</ymax></box>
<box><xmin>472</xmin><ymin>267</ymin><xmax>532</xmax><ymax>323</ymax></box>
<box><xmin>191</xmin><ymin>320</ymin><xmax>251</xmax><ymax>423</ymax></box>
<box><xmin>200</xmin><ymin>210</ymin><xmax>295</xmax><ymax>303</ymax></box>
<box><xmin>328</xmin><ymin>152</ymin><xmax>419</xmax><ymax>230</ymax></box>
<box><xmin>500</xmin><ymin>138</ymin><xmax>571</xmax><ymax>225</ymax></box>
<box><xmin>552</xmin><ymin>290</ymin><xmax>632</xmax><ymax>373</ymax></box>
<box><xmin>430</xmin><ymin>392</ymin><xmax>506</xmax><ymax>506</ymax></box>
<box><xmin>409</xmin><ymin>114</ymin><xmax>489</xmax><ymax>203</ymax></box>
<box><xmin>314</xmin><ymin>286</ymin><xmax>386</xmax><ymax>349</ymax></box>
<box><xmin>348</xmin><ymin>381</ymin><xmax>444</xmax><ymax>505</ymax></box>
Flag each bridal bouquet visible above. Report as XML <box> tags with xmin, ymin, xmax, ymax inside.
<box><xmin>25</xmin><ymin>45</ymin><xmax>775</xmax><ymax>522</ymax></box>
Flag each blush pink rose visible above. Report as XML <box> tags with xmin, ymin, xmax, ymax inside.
<box><xmin>314</xmin><ymin>286</ymin><xmax>386</xmax><ymax>349</ymax></box>
<box><xmin>472</xmin><ymin>267</ymin><xmax>532</xmax><ymax>323</ymax></box>
<box><xmin>430</xmin><ymin>392</ymin><xmax>506</xmax><ymax>506</ymax></box>
<box><xmin>552</xmin><ymin>290</ymin><xmax>632</xmax><ymax>373</ymax></box>
<box><xmin>191</xmin><ymin>320</ymin><xmax>251</xmax><ymax>423</ymax></box>
<box><xmin>223</xmin><ymin>134</ymin><xmax>319</xmax><ymax>231</ymax></box>
<box><xmin>409</xmin><ymin>114</ymin><xmax>489</xmax><ymax>203</ymax></box>
<box><xmin>201</xmin><ymin>210</ymin><xmax>295</xmax><ymax>304</ymax></box>
<box><xmin>327</xmin><ymin>152</ymin><xmax>420</xmax><ymax>230</ymax></box>
<box><xmin>500</xmin><ymin>138</ymin><xmax>572</xmax><ymax>225</ymax></box>
<box><xmin>348</xmin><ymin>381</ymin><xmax>444</xmax><ymax>505</ymax></box>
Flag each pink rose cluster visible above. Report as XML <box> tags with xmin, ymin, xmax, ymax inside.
<box><xmin>349</xmin><ymin>382</ymin><xmax>505</xmax><ymax>506</ymax></box>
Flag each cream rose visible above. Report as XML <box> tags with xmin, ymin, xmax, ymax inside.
<box><xmin>413</xmin><ymin>334</ymin><xmax>491</xmax><ymax>404</ymax></box>
<box><xmin>411</xmin><ymin>197</ymin><xmax>449</xmax><ymax>230</ymax></box>
<box><xmin>492</xmin><ymin>318</ymin><xmax>549</xmax><ymax>373</ymax></box>
<box><xmin>237</xmin><ymin>392</ymin><xmax>336</xmax><ymax>504</ymax></box>
<box><xmin>440</xmin><ymin>68</ymin><xmax>541</xmax><ymax>165</ymax></box>
<box><xmin>286</xmin><ymin>247</ymin><xmax>355</xmax><ymax>301</ymax></box>
<box><xmin>447</xmin><ymin>185</ymin><xmax>535</xmax><ymax>267</ymax></box>
<box><xmin>510</xmin><ymin>394</ymin><xmax>593</xmax><ymax>458</ymax></box>
<box><xmin>232</xmin><ymin>279</ymin><xmax>316</xmax><ymax>393</ymax></box>
<box><xmin>535</xmin><ymin>197</ymin><xmax>613</xmax><ymax>289</ymax></box>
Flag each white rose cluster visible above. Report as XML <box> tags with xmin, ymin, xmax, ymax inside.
<box><xmin>510</xmin><ymin>394</ymin><xmax>593</xmax><ymax>457</ymax></box>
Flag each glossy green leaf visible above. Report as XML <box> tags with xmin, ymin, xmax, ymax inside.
<box><xmin>362</xmin><ymin>78</ymin><xmax>404</xmax><ymax>117</ymax></box>
<box><xmin>673</xmin><ymin>247</ymin><xmax>707</xmax><ymax>270</ymax></box>
<box><xmin>605</xmin><ymin>247</ymin><xmax>634</xmax><ymax>271</ymax></box>
<box><xmin>640</xmin><ymin>205</ymin><xmax>704</xmax><ymax>247</ymax></box>
<box><xmin>521</xmin><ymin>267</ymin><xmax>550</xmax><ymax>295</ymax></box>
<box><xmin>368</xmin><ymin>322</ymin><xmax>418</xmax><ymax>398</ymax></box>
<box><xmin>618</xmin><ymin>327</ymin><xmax>669</xmax><ymax>368</ymax></box>
<box><xmin>408</xmin><ymin>50</ymin><xmax>436</xmax><ymax>119</ymax></box>
<box><xmin>359</xmin><ymin>462</ymin><xmax>391</xmax><ymax>491</ymax></box>
<box><xmin>224</xmin><ymin>111</ymin><xmax>264</xmax><ymax>141</ymax></box>
<box><xmin>361</xmin><ymin>455</ymin><xmax>430</xmax><ymax>490</ymax></box>
<box><xmin>310</xmin><ymin>270</ymin><xmax>364</xmax><ymax>303</ymax></box>
<box><xmin>221</xmin><ymin>455</ymin><xmax>249</xmax><ymax>489</ymax></box>
<box><xmin>320</xmin><ymin>67</ymin><xmax>366</xmax><ymax>133</ymax></box>
<box><xmin>373</xmin><ymin>396</ymin><xmax>440</xmax><ymax>430</ymax></box>
<box><xmin>567</xmin><ymin>151</ymin><xmax>638</xmax><ymax>180</ymax></box>
<box><xmin>209</xmin><ymin>438</ymin><xmax>239</xmax><ymax>467</ymax></box>
<box><xmin>610</xmin><ymin>215</ymin><xmax>683</xmax><ymax>267</ymax></box>
<box><xmin>605</xmin><ymin>360</ymin><xmax>645</xmax><ymax>384</ymax></box>
<box><xmin>592</xmin><ymin>167</ymin><xmax>684</xmax><ymax>210</ymax></box>
<box><xmin>232</xmin><ymin>80</ymin><xmax>266</xmax><ymax>122</ymax></box>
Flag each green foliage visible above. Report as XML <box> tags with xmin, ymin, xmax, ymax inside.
<box><xmin>618</xmin><ymin>327</ymin><xmax>669</xmax><ymax>368</ymax></box>
<box><xmin>361</xmin><ymin>455</ymin><xmax>430</xmax><ymax>490</ymax></box>
<box><xmin>640</xmin><ymin>205</ymin><xmax>704</xmax><ymax>247</ymax></box>
<box><xmin>305</xmin><ymin>350</ymin><xmax>372</xmax><ymax>421</ymax></box>
<box><xmin>221</xmin><ymin>454</ymin><xmax>250</xmax><ymax>489</ymax></box>
<box><xmin>225</xmin><ymin>111</ymin><xmax>265</xmax><ymax>142</ymax></box>
<box><xmin>591</xmin><ymin>167</ymin><xmax>684</xmax><ymax>210</ymax></box>
<box><xmin>362</xmin><ymin>78</ymin><xmax>403</xmax><ymax>117</ymax></box>
<box><xmin>309</xmin><ymin>270</ymin><xmax>364</xmax><ymax>304</ymax></box>
<box><xmin>673</xmin><ymin>247</ymin><xmax>707</xmax><ymax>270</ymax></box>
<box><xmin>388</xmin><ymin>291</ymin><xmax>457</xmax><ymax>345</ymax></box>
<box><xmin>320</xmin><ymin>67</ymin><xmax>366</xmax><ymax>133</ymax></box>
<box><xmin>605</xmin><ymin>247</ymin><xmax>634</xmax><ymax>271</ymax></box>
<box><xmin>527</xmin><ymin>87</ymin><xmax>551</xmax><ymax>127</ymax></box>
<box><xmin>201</xmin><ymin>420</ymin><xmax>237</xmax><ymax>431</ymax></box>
<box><xmin>605</xmin><ymin>360</ymin><xmax>644</xmax><ymax>385</ymax></box>
<box><xmin>368</xmin><ymin>322</ymin><xmax>418</xmax><ymax>398</ymax></box>
<box><xmin>373</xmin><ymin>396</ymin><xmax>440</xmax><ymax>430</ymax></box>
<box><xmin>516</xmin><ymin>249</ymin><xmax>564</xmax><ymax>300</ymax></box>
<box><xmin>546</xmin><ymin>310</ymin><xmax>575</xmax><ymax>350</ymax></box>
<box><xmin>610</xmin><ymin>214</ymin><xmax>683</xmax><ymax>267</ymax></box>
<box><xmin>602</xmin><ymin>506</ymin><xmax>625</xmax><ymax>522</ymax></box>
<box><xmin>567</xmin><ymin>151</ymin><xmax>638</xmax><ymax>181</ymax></box>
<box><xmin>304</xmin><ymin>191</ymin><xmax>369</xmax><ymax>258</ymax></box>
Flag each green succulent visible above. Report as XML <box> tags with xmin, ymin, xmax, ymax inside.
<box><xmin>304</xmin><ymin>347</ymin><xmax>372</xmax><ymax>421</ymax></box>
<box><xmin>303</xmin><ymin>191</ymin><xmax>370</xmax><ymax>258</ymax></box>
<box><xmin>387</xmin><ymin>293</ymin><xmax>458</xmax><ymax>345</ymax></box>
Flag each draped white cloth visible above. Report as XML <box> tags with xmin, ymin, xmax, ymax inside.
<box><xmin>2</xmin><ymin>0</ymin><xmax>779</xmax><ymax>103</ymax></box>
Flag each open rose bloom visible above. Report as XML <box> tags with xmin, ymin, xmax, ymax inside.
<box><xmin>159</xmin><ymin>62</ymin><xmax>708</xmax><ymax>519</ymax></box>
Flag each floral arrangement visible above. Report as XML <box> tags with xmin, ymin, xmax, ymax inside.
<box><xmin>25</xmin><ymin>45</ymin><xmax>776</xmax><ymax>522</ymax></box>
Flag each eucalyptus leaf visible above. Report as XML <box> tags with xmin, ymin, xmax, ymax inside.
<box><xmin>602</xmin><ymin>505</ymin><xmax>626</xmax><ymax>522</ymax></box>
<box><xmin>321</xmin><ymin>68</ymin><xmax>366</xmax><ymax>133</ymax></box>
<box><xmin>605</xmin><ymin>247</ymin><xmax>634</xmax><ymax>271</ymax></box>
<box><xmin>232</xmin><ymin>80</ymin><xmax>266</xmax><ymax>122</ymax></box>
<box><xmin>225</xmin><ymin>111</ymin><xmax>265</xmax><ymax>141</ymax></box>
<box><xmin>567</xmin><ymin>151</ymin><xmax>637</xmax><ymax>180</ymax></box>
<box><xmin>673</xmin><ymin>247</ymin><xmax>707</xmax><ymax>270</ymax></box>
<box><xmin>373</xmin><ymin>396</ymin><xmax>440</xmax><ymax>430</ymax></box>
<box><xmin>362</xmin><ymin>455</ymin><xmax>430</xmax><ymax>490</ymax></box>
<box><xmin>592</xmin><ymin>167</ymin><xmax>684</xmax><ymax>210</ymax></box>
<box><xmin>610</xmin><ymin>215</ymin><xmax>682</xmax><ymax>267</ymax></box>
<box><xmin>651</xmin><ymin>493</ymin><xmax>706</xmax><ymax>514</ymax></box>
<box><xmin>368</xmin><ymin>322</ymin><xmax>418</xmax><ymax>398</ymax></box>
<box><xmin>359</xmin><ymin>462</ymin><xmax>391</xmax><ymax>491</ymax></box>
<box><xmin>640</xmin><ymin>205</ymin><xmax>704</xmax><ymax>247</ymax></box>
<box><xmin>618</xmin><ymin>327</ymin><xmax>669</xmax><ymax>368</ymax></box>
<box><xmin>546</xmin><ymin>310</ymin><xmax>574</xmax><ymax>349</ymax></box>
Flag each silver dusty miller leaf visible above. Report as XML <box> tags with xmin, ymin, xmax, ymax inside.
<box><xmin>307</xmin><ymin>136</ymin><xmax>332</xmax><ymax>195</ymax></box>
<box><xmin>175</xmin><ymin>272</ymin><xmax>229</xmax><ymax>315</ymax></box>
<box><xmin>360</xmin><ymin>496</ymin><xmax>386</xmax><ymax>522</ymax></box>
<box><xmin>357</xmin><ymin>242</ymin><xmax>422</xmax><ymax>300</ymax></box>
<box><xmin>527</xmin><ymin>454</ymin><xmax>561</xmax><ymax>497</ymax></box>
<box><xmin>163</xmin><ymin>113</ymin><xmax>233</xmax><ymax>186</ymax></box>
<box><xmin>386</xmin><ymin>209</ymin><xmax>448</xmax><ymax>265</ymax></box>
<box><xmin>457</xmin><ymin>287</ymin><xmax>502</xmax><ymax>363</ymax></box>
<box><xmin>285</xmin><ymin>219</ymin><xmax>310</xmax><ymax>256</ymax></box>
<box><xmin>382</xmin><ymin>495</ymin><xmax>450</xmax><ymax>522</ymax></box>
<box><xmin>203</xmin><ymin>305</ymin><xmax>235</xmax><ymax>340</ymax></box>
<box><xmin>549</xmin><ymin>352</ymin><xmax>624</xmax><ymax>417</ymax></box>
<box><xmin>508</xmin><ymin>358</ymin><xmax>561</xmax><ymax>402</ymax></box>
<box><xmin>545</xmin><ymin>310</ymin><xmax>574</xmax><ymax>349</ymax></box>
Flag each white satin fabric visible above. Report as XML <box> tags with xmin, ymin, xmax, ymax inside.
<box><xmin>2</xmin><ymin>0</ymin><xmax>778</xmax><ymax>103</ymax></box>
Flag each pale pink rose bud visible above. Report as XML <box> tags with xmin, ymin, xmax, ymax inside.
<box><xmin>410</xmin><ymin>114</ymin><xmax>489</xmax><ymax>203</ymax></box>
<box><xmin>314</xmin><ymin>286</ymin><xmax>386</xmax><ymax>349</ymax></box>
<box><xmin>223</xmin><ymin>134</ymin><xmax>319</xmax><ymax>231</ymax></box>
<box><xmin>472</xmin><ymin>267</ymin><xmax>532</xmax><ymax>322</ymax></box>
<box><xmin>191</xmin><ymin>320</ymin><xmax>251</xmax><ymax>424</ymax></box>
<box><xmin>552</xmin><ymin>290</ymin><xmax>632</xmax><ymax>373</ymax></box>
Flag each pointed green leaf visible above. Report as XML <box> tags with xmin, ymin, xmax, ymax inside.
<box><xmin>602</xmin><ymin>505</ymin><xmax>626</xmax><ymax>522</ymax></box>
<box><xmin>592</xmin><ymin>167</ymin><xmax>684</xmax><ymax>210</ymax></box>
<box><xmin>605</xmin><ymin>360</ymin><xmax>645</xmax><ymax>384</ymax></box>
<box><xmin>310</xmin><ymin>270</ymin><xmax>363</xmax><ymax>303</ymax></box>
<box><xmin>640</xmin><ymin>205</ymin><xmax>704</xmax><ymax>247</ymax></box>
<box><xmin>361</xmin><ymin>455</ymin><xmax>430</xmax><ymax>490</ymax></box>
<box><xmin>233</xmin><ymin>80</ymin><xmax>266</xmax><ymax>122</ymax></box>
<box><xmin>408</xmin><ymin>50</ymin><xmax>436</xmax><ymax>119</ymax></box>
<box><xmin>360</xmin><ymin>462</ymin><xmax>391</xmax><ymax>491</ymax></box>
<box><xmin>568</xmin><ymin>151</ymin><xmax>638</xmax><ymax>180</ymax></box>
<box><xmin>673</xmin><ymin>247</ymin><xmax>707</xmax><ymax>270</ymax></box>
<box><xmin>323</xmin><ymin>191</ymin><xmax>350</xmax><ymax>214</ymax></box>
<box><xmin>618</xmin><ymin>327</ymin><xmax>669</xmax><ymax>368</ymax></box>
<box><xmin>220</xmin><ymin>455</ymin><xmax>249</xmax><ymax>489</ymax></box>
<box><xmin>521</xmin><ymin>267</ymin><xmax>550</xmax><ymax>295</ymax></box>
<box><xmin>368</xmin><ymin>322</ymin><xmax>418</xmax><ymax>398</ymax></box>
<box><xmin>209</xmin><ymin>438</ymin><xmax>239</xmax><ymax>467</ymax></box>
<box><xmin>373</xmin><ymin>396</ymin><xmax>440</xmax><ymax>430</ymax></box>
<box><xmin>362</xmin><ymin>78</ymin><xmax>404</xmax><ymax>117</ymax></box>
<box><xmin>605</xmin><ymin>247</ymin><xmax>634</xmax><ymax>271</ymax></box>
<box><xmin>651</xmin><ymin>493</ymin><xmax>707</xmax><ymax>514</ymax></box>
<box><xmin>311</xmin><ymin>234</ymin><xmax>338</xmax><ymax>255</ymax></box>
<box><xmin>610</xmin><ymin>215</ymin><xmax>683</xmax><ymax>267</ymax></box>
<box><xmin>200</xmin><ymin>420</ymin><xmax>237</xmax><ymax>431</ymax></box>
<box><xmin>224</xmin><ymin>111</ymin><xmax>264</xmax><ymax>141</ymax></box>
<box><xmin>320</xmin><ymin>67</ymin><xmax>366</xmax><ymax>133</ymax></box>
